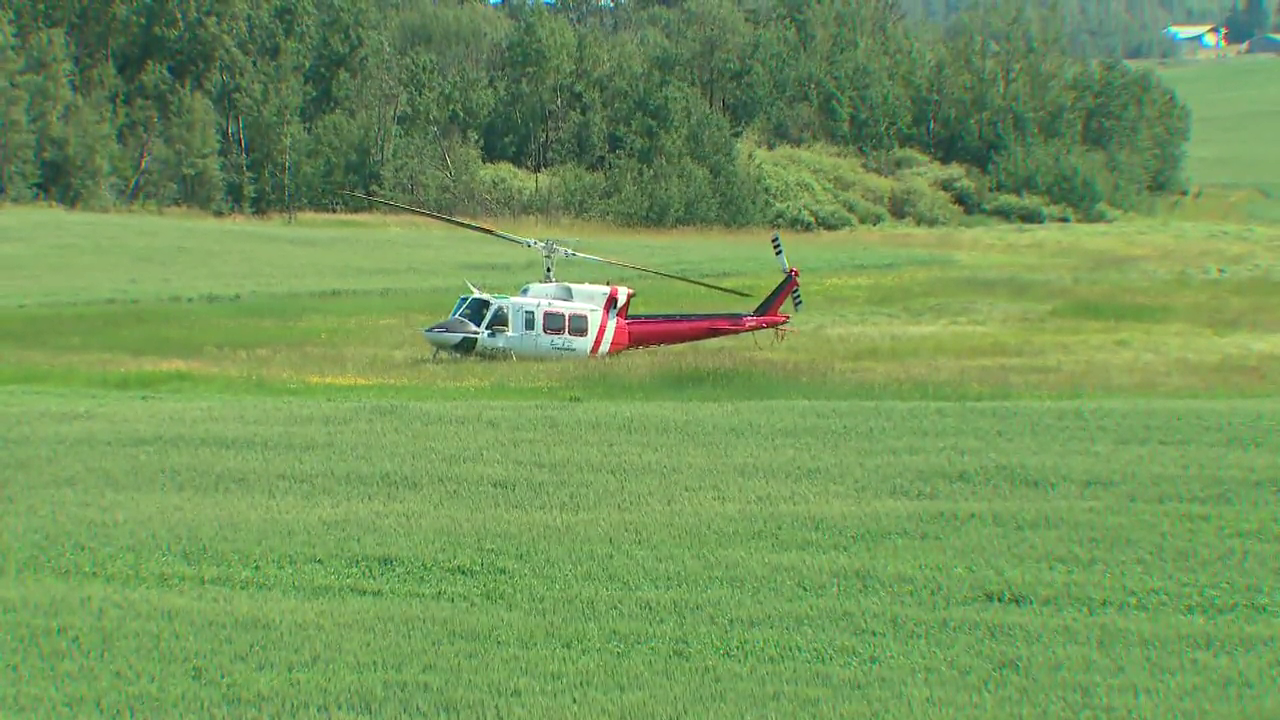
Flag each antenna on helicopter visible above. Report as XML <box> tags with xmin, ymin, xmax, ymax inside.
<box><xmin>342</xmin><ymin>191</ymin><xmax>751</xmax><ymax>298</ymax></box>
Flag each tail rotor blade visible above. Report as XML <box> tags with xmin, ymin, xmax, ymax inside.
<box><xmin>770</xmin><ymin>232</ymin><xmax>789</xmax><ymax>273</ymax></box>
<box><xmin>770</xmin><ymin>231</ymin><xmax>801</xmax><ymax>312</ymax></box>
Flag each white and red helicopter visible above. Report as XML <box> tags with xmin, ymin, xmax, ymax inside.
<box><xmin>344</xmin><ymin>191</ymin><xmax>803</xmax><ymax>360</ymax></box>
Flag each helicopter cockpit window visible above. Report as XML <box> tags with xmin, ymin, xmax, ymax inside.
<box><xmin>485</xmin><ymin>305</ymin><xmax>510</xmax><ymax>330</ymax></box>
<box><xmin>455</xmin><ymin>297</ymin><xmax>491</xmax><ymax>327</ymax></box>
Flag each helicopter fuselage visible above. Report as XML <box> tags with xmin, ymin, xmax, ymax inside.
<box><xmin>423</xmin><ymin>282</ymin><xmax>635</xmax><ymax>359</ymax></box>
<box><xmin>423</xmin><ymin>272</ymin><xmax>798</xmax><ymax>360</ymax></box>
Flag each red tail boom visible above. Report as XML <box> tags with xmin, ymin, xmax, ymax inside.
<box><xmin>620</xmin><ymin>269</ymin><xmax>800</xmax><ymax>351</ymax></box>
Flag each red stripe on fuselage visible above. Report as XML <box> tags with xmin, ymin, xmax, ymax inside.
<box><xmin>590</xmin><ymin>287</ymin><xmax>620</xmax><ymax>356</ymax></box>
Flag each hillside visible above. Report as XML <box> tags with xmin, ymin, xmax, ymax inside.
<box><xmin>1152</xmin><ymin>55</ymin><xmax>1280</xmax><ymax>224</ymax></box>
<box><xmin>1155</xmin><ymin>56</ymin><xmax>1280</xmax><ymax>193</ymax></box>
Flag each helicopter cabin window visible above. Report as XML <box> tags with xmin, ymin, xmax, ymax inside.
<box><xmin>568</xmin><ymin>313</ymin><xmax>589</xmax><ymax>337</ymax></box>
<box><xmin>543</xmin><ymin>311</ymin><xmax>566</xmax><ymax>335</ymax></box>
<box><xmin>485</xmin><ymin>304</ymin><xmax>510</xmax><ymax>331</ymax></box>
<box><xmin>523</xmin><ymin>310</ymin><xmax>536</xmax><ymax>333</ymax></box>
<box><xmin>455</xmin><ymin>297</ymin><xmax>491</xmax><ymax>327</ymax></box>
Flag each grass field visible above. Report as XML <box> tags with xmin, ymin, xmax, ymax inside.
<box><xmin>3</xmin><ymin>58</ymin><xmax>1280</xmax><ymax>718</ymax></box>
<box><xmin>1155</xmin><ymin>55</ymin><xmax>1280</xmax><ymax>195</ymax></box>
<box><xmin>3</xmin><ymin>207</ymin><xmax>1279</xmax><ymax>401</ymax></box>
<box><xmin>1152</xmin><ymin>54</ymin><xmax>1280</xmax><ymax>224</ymax></box>
<box><xmin>2</xmin><ymin>205</ymin><xmax>1279</xmax><ymax>717</ymax></box>
<box><xmin>4</xmin><ymin>390</ymin><xmax>1277</xmax><ymax>717</ymax></box>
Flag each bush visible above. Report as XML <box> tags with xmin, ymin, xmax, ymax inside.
<box><xmin>989</xmin><ymin>142</ymin><xmax>1111</xmax><ymax>214</ymax></box>
<box><xmin>753</xmin><ymin>145</ymin><xmax>898</xmax><ymax>230</ymax></box>
<box><xmin>889</xmin><ymin>177</ymin><xmax>964</xmax><ymax>226</ymax></box>
<box><xmin>985</xmin><ymin>194</ymin><xmax>1050</xmax><ymax>224</ymax></box>
<box><xmin>749</xmin><ymin>142</ymin><xmax>1076</xmax><ymax>230</ymax></box>
<box><xmin>474</xmin><ymin>161</ymin><xmax>537</xmax><ymax>217</ymax></box>
<box><xmin>394</xmin><ymin>138</ymin><xmax>1107</xmax><ymax>230</ymax></box>
<box><xmin>534</xmin><ymin>164</ymin><xmax>608</xmax><ymax>221</ymax></box>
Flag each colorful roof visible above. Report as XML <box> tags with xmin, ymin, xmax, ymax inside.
<box><xmin>1164</xmin><ymin>24</ymin><xmax>1219</xmax><ymax>40</ymax></box>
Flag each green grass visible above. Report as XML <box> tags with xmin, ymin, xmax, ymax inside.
<box><xmin>2</xmin><ymin>204</ymin><xmax>1279</xmax><ymax>716</ymax></box>
<box><xmin>1155</xmin><ymin>55</ymin><xmax>1280</xmax><ymax>195</ymax></box>
<box><xmin>3</xmin><ymin>207</ymin><xmax>1279</xmax><ymax>401</ymax></box>
<box><xmin>1152</xmin><ymin>55</ymin><xmax>1280</xmax><ymax>224</ymax></box>
<box><xmin>3</xmin><ymin>389</ymin><xmax>1278</xmax><ymax>717</ymax></box>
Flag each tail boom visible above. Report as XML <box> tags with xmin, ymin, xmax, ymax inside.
<box><xmin>619</xmin><ymin>270</ymin><xmax>799</xmax><ymax>351</ymax></box>
<box><xmin>622</xmin><ymin>312</ymin><xmax>789</xmax><ymax>351</ymax></box>
<box><xmin>611</xmin><ymin>234</ymin><xmax>801</xmax><ymax>353</ymax></box>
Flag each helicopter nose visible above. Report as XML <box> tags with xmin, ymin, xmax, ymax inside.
<box><xmin>422</xmin><ymin>316</ymin><xmax>481</xmax><ymax>353</ymax></box>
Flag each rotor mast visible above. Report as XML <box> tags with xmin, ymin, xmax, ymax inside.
<box><xmin>540</xmin><ymin>239</ymin><xmax>558</xmax><ymax>283</ymax></box>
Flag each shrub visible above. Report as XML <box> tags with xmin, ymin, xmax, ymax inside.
<box><xmin>889</xmin><ymin>177</ymin><xmax>964</xmax><ymax>226</ymax></box>
<box><xmin>985</xmin><ymin>193</ymin><xmax>1050</xmax><ymax>224</ymax></box>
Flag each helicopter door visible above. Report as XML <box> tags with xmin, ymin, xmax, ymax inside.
<box><xmin>537</xmin><ymin>305</ymin><xmax>571</xmax><ymax>356</ymax></box>
<box><xmin>513</xmin><ymin>307</ymin><xmax>538</xmax><ymax>356</ymax></box>
<box><xmin>480</xmin><ymin>303</ymin><xmax>511</xmax><ymax>355</ymax></box>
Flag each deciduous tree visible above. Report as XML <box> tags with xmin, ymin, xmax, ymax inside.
<box><xmin>0</xmin><ymin>0</ymin><xmax>1196</xmax><ymax>226</ymax></box>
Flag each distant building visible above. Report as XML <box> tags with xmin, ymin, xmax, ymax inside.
<box><xmin>1163</xmin><ymin>24</ymin><xmax>1227</xmax><ymax>49</ymax></box>
<box><xmin>1243</xmin><ymin>34</ymin><xmax>1280</xmax><ymax>54</ymax></box>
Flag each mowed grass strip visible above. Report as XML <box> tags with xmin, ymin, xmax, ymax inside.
<box><xmin>2</xmin><ymin>389</ymin><xmax>1277</xmax><ymax>717</ymax></box>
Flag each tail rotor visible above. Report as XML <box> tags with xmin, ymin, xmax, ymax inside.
<box><xmin>770</xmin><ymin>232</ymin><xmax>803</xmax><ymax>313</ymax></box>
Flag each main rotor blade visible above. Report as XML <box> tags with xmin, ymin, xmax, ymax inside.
<box><xmin>563</xmin><ymin>248</ymin><xmax>751</xmax><ymax>298</ymax></box>
<box><xmin>342</xmin><ymin>191</ymin><xmax>537</xmax><ymax>249</ymax></box>
<box><xmin>344</xmin><ymin>190</ymin><xmax>750</xmax><ymax>298</ymax></box>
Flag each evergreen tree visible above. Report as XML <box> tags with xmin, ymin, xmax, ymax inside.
<box><xmin>1226</xmin><ymin>0</ymin><xmax>1271</xmax><ymax>41</ymax></box>
<box><xmin>0</xmin><ymin>11</ymin><xmax>36</xmax><ymax>199</ymax></box>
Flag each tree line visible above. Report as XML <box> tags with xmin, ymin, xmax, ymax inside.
<box><xmin>1</xmin><ymin>0</ymin><xmax>1199</xmax><ymax>229</ymax></box>
<box><xmin>1223</xmin><ymin>0</ymin><xmax>1276</xmax><ymax>44</ymax></box>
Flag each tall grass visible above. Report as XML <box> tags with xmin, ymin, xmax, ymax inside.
<box><xmin>2</xmin><ymin>207</ymin><xmax>1277</xmax><ymax>401</ymax></box>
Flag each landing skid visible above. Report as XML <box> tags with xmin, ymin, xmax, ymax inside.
<box><xmin>476</xmin><ymin>347</ymin><xmax>518</xmax><ymax>362</ymax></box>
<box><xmin>425</xmin><ymin>348</ymin><xmax>468</xmax><ymax>363</ymax></box>
<box><xmin>425</xmin><ymin>347</ymin><xmax>517</xmax><ymax>362</ymax></box>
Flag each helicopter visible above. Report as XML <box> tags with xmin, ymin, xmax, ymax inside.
<box><xmin>342</xmin><ymin>191</ymin><xmax>804</xmax><ymax>360</ymax></box>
